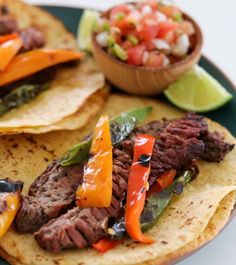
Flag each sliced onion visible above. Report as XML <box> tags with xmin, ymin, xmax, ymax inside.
<box><xmin>155</xmin><ymin>11</ymin><xmax>167</xmax><ymax>22</ymax></box>
<box><xmin>142</xmin><ymin>5</ymin><xmax>152</xmax><ymax>15</ymax></box>
<box><xmin>142</xmin><ymin>51</ymin><xmax>149</xmax><ymax>64</ymax></box>
<box><xmin>163</xmin><ymin>55</ymin><xmax>170</xmax><ymax>67</ymax></box>
<box><xmin>152</xmin><ymin>39</ymin><xmax>170</xmax><ymax>50</ymax></box>
<box><xmin>96</xmin><ymin>31</ymin><xmax>109</xmax><ymax>47</ymax></box>
<box><xmin>172</xmin><ymin>33</ymin><xmax>190</xmax><ymax>56</ymax></box>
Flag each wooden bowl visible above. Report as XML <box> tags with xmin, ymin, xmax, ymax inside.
<box><xmin>92</xmin><ymin>10</ymin><xmax>203</xmax><ymax>96</ymax></box>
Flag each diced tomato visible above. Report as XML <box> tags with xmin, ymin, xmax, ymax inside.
<box><xmin>110</xmin><ymin>4</ymin><xmax>131</xmax><ymax>20</ymax></box>
<box><xmin>144</xmin><ymin>40</ymin><xmax>156</xmax><ymax>51</ymax></box>
<box><xmin>163</xmin><ymin>30</ymin><xmax>177</xmax><ymax>44</ymax></box>
<box><xmin>179</xmin><ymin>21</ymin><xmax>195</xmax><ymax>36</ymax></box>
<box><xmin>146</xmin><ymin>0</ymin><xmax>159</xmax><ymax>10</ymax></box>
<box><xmin>121</xmin><ymin>40</ymin><xmax>133</xmax><ymax>50</ymax></box>
<box><xmin>137</xmin><ymin>23</ymin><xmax>158</xmax><ymax>41</ymax></box>
<box><xmin>144</xmin><ymin>52</ymin><xmax>164</xmax><ymax>68</ymax></box>
<box><xmin>157</xmin><ymin>21</ymin><xmax>178</xmax><ymax>39</ymax></box>
<box><xmin>127</xmin><ymin>44</ymin><xmax>146</xmax><ymax>66</ymax></box>
<box><xmin>111</xmin><ymin>19</ymin><xmax>133</xmax><ymax>34</ymax></box>
<box><xmin>158</xmin><ymin>5</ymin><xmax>180</xmax><ymax>18</ymax></box>
<box><xmin>141</xmin><ymin>13</ymin><xmax>157</xmax><ymax>25</ymax></box>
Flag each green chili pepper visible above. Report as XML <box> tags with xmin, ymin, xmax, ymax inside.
<box><xmin>141</xmin><ymin>170</ymin><xmax>193</xmax><ymax>231</ymax></box>
<box><xmin>109</xmin><ymin>170</ymin><xmax>193</xmax><ymax>239</ymax></box>
<box><xmin>0</xmin><ymin>83</ymin><xmax>49</xmax><ymax>116</ymax></box>
<box><xmin>107</xmin><ymin>35</ymin><xmax>116</xmax><ymax>47</ymax></box>
<box><xmin>173</xmin><ymin>12</ymin><xmax>183</xmax><ymax>22</ymax></box>
<box><xmin>115</xmin><ymin>12</ymin><xmax>125</xmax><ymax>21</ymax></box>
<box><xmin>128</xmin><ymin>35</ymin><xmax>139</xmax><ymax>45</ymax></box>
<box><xmin>59</xmin><ymin>106</ymin><xmax>152</xmax><ymax>166</ymax></box>
<box><xmin>112</xmin><ymin>44</ymin><xmax>128</xmax><ymax>61</ymax></box>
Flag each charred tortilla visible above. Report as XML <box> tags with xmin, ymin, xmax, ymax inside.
<box><xmin>0</xmin><ymin>0</ymin><xmax>107</xmax><ymax>133</ymax></box>
<box><xmin>0</xmin><ymin>94</ymin><xmax>236</xmax><ymax>265</ymax></box>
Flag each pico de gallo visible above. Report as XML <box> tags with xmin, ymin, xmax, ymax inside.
<box><xmin>94</xmin><ymin>0</ymin><xmax>195</xmax><ymax>68</ymax></box>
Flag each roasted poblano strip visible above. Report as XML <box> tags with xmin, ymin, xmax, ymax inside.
<box><xmin>60</xmin><ymin>106</ymin><xmax>152</xmax><ymax>166</ymax></box>
<box><xmin>141</xmin><ymin>170</ymin><xmax>193</xmax><ymax>231</ymax></box>
<box><xmin>109</xmin><ymin>170</ymin><xmax>193</xmax><ymax>239</ymax></box>
<box><xmin>0</xmin><ymin>83</ymin><xmax>50</xmax><ymax>116</ymax></box>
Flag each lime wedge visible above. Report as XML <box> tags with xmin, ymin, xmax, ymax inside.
<box><xmin>77</xmin><ymin>10</ymin><xmax>100</xmax><ymax>52</ymax></box>
<box><xmin>164</xmin><ymin>65</ymin><xmax>233</xmax><ymax>112</ymax></box>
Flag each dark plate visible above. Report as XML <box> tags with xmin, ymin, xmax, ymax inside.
<box><xmin>1</xmin><ymin>5</ymin><xmax>236</xmax><ymax>265</ymax></box>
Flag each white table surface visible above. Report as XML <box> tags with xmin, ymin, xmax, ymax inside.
<box><xmin>25</xmin><ymin>1</ymin><xmax>236</xmax><ymax>264</ymax></box>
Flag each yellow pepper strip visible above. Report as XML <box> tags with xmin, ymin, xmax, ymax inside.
<box><xmin>0</xmin><ymin>192</ymin><xmax>21</xmax><ymax>239</ymax></box>
<box><xmin>0</xmin><ymin>49</ymin><xmax>83</xmax><ymax>86</ymax></box>
<box><xmin>76</xmin><ymin>115</ymin><xmax>113</xmax><ymax>208</ymax></box>
<box><xmin>0</xmin><ymin>37</ymin><xmax>23</xmax><ymax>71</ymax></box>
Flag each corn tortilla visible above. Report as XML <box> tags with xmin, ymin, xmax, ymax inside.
<box><xmin>0</xmin><ymin>94</ymin><xmax>236</xmax><ymax>265</ymax></box>
<box><xmin>0</xmin><ymin>0</ymin><xmax>106</xmax><ymax>132</ymax></box>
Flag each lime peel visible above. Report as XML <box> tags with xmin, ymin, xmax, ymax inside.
<box><xmin>77</xmin><ymin>10</ymin><xmax>100</xmax><ymax>52</ymax></box>
<box><xmin>164</xmin><ymin>65</ymin><xmax>233</xmax><ymax>113</ymax></box>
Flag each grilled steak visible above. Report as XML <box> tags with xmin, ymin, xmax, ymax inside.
<box><xmin>0</xmin><ymin>16</ymin><xmax>17</xmax><ymax>35</ymax></box>
<box><xmin>200</xmin><ymin>131</ymin><xmax>234</xmax><ymax>162</ymax></box>
<box><xmin>15</xmin><ymin>160</ymin><xmax>84</xmax><ymax>233</ymax></box>
<box><xmin>35</xmin><ymin>146</ymin><xmax>132</xmax><ymax>252</ymax></box>
<box><xmin>20</xmin><ymin>27</ymin><xmax>45</xmax><ymax>52</ymax></box>
<box><xmin>16</xmin><ymin>113</ymin><xmax>234</xmax><ymax>252</ymax></box>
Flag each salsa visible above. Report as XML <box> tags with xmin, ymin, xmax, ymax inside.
<box><xmin>94</xmin><ymin>0</ymin><xmax>195</xmax><ymax>68</ymax></box>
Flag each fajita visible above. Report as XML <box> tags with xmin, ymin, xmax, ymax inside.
<box><xmin>0</xmin><ymin>94</ymin><xmax>235</xmax><ymax>265</ymax></box>
<box><xmin>0</xmin><ymin>0</ymin><xmax>108</xmax><ymax>134</ymax></box>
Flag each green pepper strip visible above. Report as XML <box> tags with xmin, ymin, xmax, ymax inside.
<box><xmin>141</xmin><ymin>170</ymin><xmax>193</xmax><ymax>231</ymax></box>
<box><xmin>109</xmin><ymin>170</ymin><xmax>193</xmax><ymax>239</ymax></box>
<box><xmin>0</xmin><ymin>83</ymin><xmax>49</xmax><ymax>116</ymax></box>
<box><xmin>59</xmin><ymin>106</ymin><xmax>153</xmax><ymax>166</ymax></box>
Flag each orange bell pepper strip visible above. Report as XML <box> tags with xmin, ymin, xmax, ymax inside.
<box><xmin>125</xmin><ymin>134</ymin><xmax>155</xmax><ymax>243</ymax></box>
<box><xmin>0</xmin><ymin>49</ymin><xmax>83</xmax><ymax>86</ymax></box>
<box><xmin>93</xmin><ymin>238</ymin><xmax>122</xmax><ymax>253</ymax></box>
<box><xmin>0</xmin><ymin>191</ymin><xmax>21</xmax><ymax>239</ymax></box>
<box><xmin>0</xmin><ymin>37</ymin><xmax>23</xmax><ymax>71</ymax></box>
<box><xmin>0</xmin><ymin>33</ymin><xmax>19</xmax><ymax>45</ymax></box>
<box><xmin>76</xmin><ymin>115</ymin><xmax>113</xmax><ymax>208</ymax></box>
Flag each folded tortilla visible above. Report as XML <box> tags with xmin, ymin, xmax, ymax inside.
<box><xmin>0</xmin><ymin>0</ymin><xmax>106</xmax><ymax>133</ymax></box>
<box><xmin>0</xmin><ymin>94</ymin><xmax>236</xmax><ymax>265</ymax></box>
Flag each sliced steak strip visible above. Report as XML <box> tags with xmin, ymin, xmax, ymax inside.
<box><xmin>19</xmin><ymin>27</ymin><xmax>45</xmax><ymax>52</ymax></box>
<box><xmin>147</xmin><ymin>113</ymin><xmax>207</xmax><ymax>184</ymax></box>
<box><xmin>35</xmin><ymin>146</ymin><xmax>132</xmax><ymax>253</ymax></box>
<box><xmin>15</xmin><ymin>161</ymin><xmax>84</xmax><ymax>233</ymax></box>
<box><xmin>0</xmin><ymin>16</ymin><xmax>17</xmax><ymax>35</ymax></box>
<box><xmin>201</xmin><ymin>131</ymin><xmax>235</xmax><ymax>162</ymax></box>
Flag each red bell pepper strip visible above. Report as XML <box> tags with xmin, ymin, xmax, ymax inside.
<box><xmin>0</xmin><ymin>49</ymin><xmax>83</xmax><ymax>86</ymax></box>
<box><xmin>147</xmin><ymin>169</ymin><xmax>177</xmax><ymax>197</ymax></box>
<box><xmin>93</xmin><ymin>238</ymin><xmax>122</xmax><ymax>253</ymax></box>
<box><xmin>0</xmin><ymin>33</ymin><xmax>19</xmax><ymax>45</ymax></box>
<box><xmin>157</xmin><ymin>169</ymin><xmax>176</xmax><ymax>190</ymax></box>
<box><xmin>76</xmin><ymin>115</ymin><xmax>113</xmax><ymax>208</ymax></box>
<box><xmin>0</xmin><ymin>37</ymin><xmax>23</xmax><ymax>71</ymax></box>
<box><xmin>125</xmin><ymin>134</ymin><xmax>155</xmax><ymax>243</ymax></box>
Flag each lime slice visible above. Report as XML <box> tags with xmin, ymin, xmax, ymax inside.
<box><xmin>77</xmin><ymin>10</ymin><xmax>100</xmax><ymax>52</ymax></box>
<box><xmin>164</xmin><ymin>65</ymin><xmax>233</xmax><ymax>112</ymax></box>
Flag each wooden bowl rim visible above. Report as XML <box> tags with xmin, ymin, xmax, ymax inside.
<box><xmin>92</xmin><ymin>5</ymin><xmax>203</xmax><ymax>73</ymax></box>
